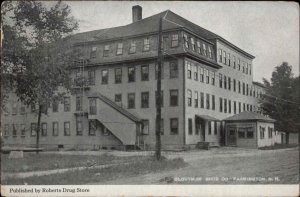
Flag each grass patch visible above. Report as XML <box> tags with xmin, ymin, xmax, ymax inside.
<box><xmin>2</xmin><ymin>157</ymin><xmax>187</xmax><ymax>185</ymax></box>
<box><xmin>1</xmin><ymin>152</ymin><xmax>143</xmax><ymax>173</ymax></box>
<box><xmin>259</xmin><ymin>143</ymin><xmax>299</xmax><ymax>150</ymax></box>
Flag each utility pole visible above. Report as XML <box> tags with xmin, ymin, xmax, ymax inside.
<box><xmin>155</xmin><ymin>17</ymin><xmax>163</xmax><ymax>160</ymax></box>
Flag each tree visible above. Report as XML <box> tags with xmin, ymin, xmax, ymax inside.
<box><xmin>1</xmin><ymin>1</ymin><xmax>78</xmax><ymax>153</ymax></box>
<box><xmin>260</xmin><ymin>62</ymin><xmax>300</xmax><ymax>144</ymax></box>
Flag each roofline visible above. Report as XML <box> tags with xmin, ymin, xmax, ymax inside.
<box><xmin>215</xmin><ymin>38</ymin><xmax>255</xmax><ymax>59</ymax></box>
<box><xmin>224</xmin><ymin>119</ymin><xmax>276</xmax><ymax>123</ymax></box>
<box><xmin>253</xmin><ymin>81</ymin><xmax>266</xmax><ymax>88</ymax></box>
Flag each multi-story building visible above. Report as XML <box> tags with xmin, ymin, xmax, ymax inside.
<box><xmin>1</xmin><ymin>6</ymin><xmax>268</xmax><ymax>150</ymax></box>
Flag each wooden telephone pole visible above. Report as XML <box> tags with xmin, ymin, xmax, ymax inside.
<box><xmin>155</xmin><ymin>17</ymin><xmax>163</xmax><ymax>160</ymax></box>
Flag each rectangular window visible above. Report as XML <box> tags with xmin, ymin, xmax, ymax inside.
<box><xmin>143</xmin><ymin>37</ymin><xmax>150</xmax><ymax>51</ymax></box>
<box><xmin>238</xmin><ymin>81</ymin><xmax>241</xmax><ymax>93</ymax></box>
<box><xmin>247</xmin><ymin>128</ymin><xmax>254</xmax><ymax>138</ymax></box>
<box><xmin>41</xmin><ymin>123</ymin><xmax>47</xmax><ymax>136</ymax></box>
<box><xmin>129</xmin><ymin>41</ymin><xmax>136</xmax><ymax>54</ymax></box>
<box><xmin>194</xmin><ymin>91</ymin><xmax>198</xmax><ymax>108</ymax></box>
<box><xmin>64</xmin><ymin>122</ymin><xmax>70</xmax><ymax>136</ymax></box>
<box><xmin>88</xmin><ymin>70</ymin><xmax>95</xmax><ymax>85</ymax></box>
<box><xmin>233</xmin><ymin>56</ymin><xmax>236</xmax><ymax>68</ymax></box>
<box><xmin>170</xmin><ymin>89</ymin><xmax>179</xmax><ymax>106</ymax></box>
<box><xmin>203</xmin><ymin>43</ymin><xmax>207</xmax><ymax>56</ymax></box>
<box><xmin>218</xmin><ymin>49</ymin><xmax>222</xmax><ymax>62</ymax></box>
<box><xmin>141</xmin><ymin>92</ymin><xmax>149</xmax><ymax>108</ymax></box>
<box><xmin>52</xmin><ymin>100</ymin><xmax>58</xmax><ymax>112</ymax></box>
<box><xmin>239</xmin><ymin>102</ymin><xmax>241</xmax><ymax>113</ymax></box>
<box><xmin>208</xmin><ymin>47</ymin><xmax>212</xmax><ymax>58</ymax></box>
<box><xmin>208</xmin><ymin>121</ymin><xmax>212</xmax><ymax>135</ymax></box>
<box><xmin>200</xmin><ymin>67</ymin><xmax>204</xmax><ymax>82</ymax></box>
<box><xmin>155</xmin><ymin>63</ymin><xmax>164</xmax><ymax>80</ymax></box>
<box><xmin>228</xmin><ymin>77</ymin><xmax>231</xmax><ymax>90</ymax></box>
<box><xmin>76</xmin><ymin>121</ymin><xmax>83</xmax><ymax>136</ymax></box>
<box><xmin>171</xmin><ymin>34</ymin><xmax>179</xmax><ymax>47</ymax></box>
<box><xmin>214</xmin><ymin>121</ymin><xmax>217</xmax><ymax>135</ymax></box>
<box><xmin>187</xmin><ymin>61</ymin><xmax>192</xmax><ymax>79</ymax></box>
<box><xmin>268</xmin><ymin>127</ymin><xmax>273</xmax><ymax>138</ymax></box>
<box><xmin>223</xmin><ymin>51</ymin><xmax>226</xmax><ymax>64</ymax></box>
<box><xmin>206</xmin><ymin>94</ymin><xmax>210</xmax><ymax>109</ymax></box>
<box><xmin>128</xmin><ymin>93</ymin><xmax>135</xmax><ymax>109</ymax></box>
<box><xmin>238</xmin><ymin>130</ymin><xmax>245</xmax><ymax>138</ymax></box>
<box><xmin>76</xmin><ymin>96</ymin><xmax>82</xmax><ymax>111</ymax></box>
<box><xmin>188</xmin><ymin>118</ymin><xmax>193</xmax><ymax>135</ymax></box>
<box><xmin>89</xmin><ymin>120</ymin><xmax>96</xmax><ymax>136</ymax></box>
<box><xmin>115</xmin><ymin>68</ymin><xmax>122</xmax><ymax>84</ymax></box>
<box><xmin>246</xmin><ymin>84</ymin><xmax>249</xmax><ymax>96</ymax></box>
<box><xmin>141</xmin><ymin>65</ymin><xmax>149</xmax><ymax>81</ymax></box>
<box><xmin>89</xmin><ymin>98</ymin><xmax>96</xmax><ymax>115</ymax></box>
<box><xmin>64</xmin><ymin>97</ymin><xmax>70</xmax><ymax>112</ymax></box>
<box><xmin>187</xmin><ymin>90</ymin><xmax>192</xmax><ymax>107</ymax></box>
<box><xmin>190</xmin><ymin>38</ymin><xmax>195</xmax><ymax>51</ymax></box>
<box><xmin>234</xmin><ymin>101</ymin><xmax>237</xmax><ymax>114</ymax></box>
<box><xmin>220</xmin><ymin>98</ymin><xmax>223</xmax><ymax>112</ymax></box>
<box><xmin>224</xmin><ymin>98</ymin><xmax>227</xmax><ymax>113</ymax></box>
<box><xmin>243</xmin><ymin>83</ymin><xmax>245</xmax><ymax>95</ymax></box>
<box><xmin>31</xmin><ymin>123</ymin><xmax>37</xmax><ymax>136</ymax></box>
<box><xmin>170</xmin><ymin>118</ymin><xmax>179</xmax><ymax>135</ymax></box>
<box><xmin>233</xmin><ymin>79</ymin><xmax>236</xmax><ymax>92</ymax></box>
<box><xmin>228</xmin><ymin>100</ymin><xmax>231</xmax><ymax>113</ymax></box>
<box><xmin>211</xmin><ymin>71</ymin><xmax>215</xmax><ymax>85</ymax></box>
<box><xmin>205</xmin><ymin>69</ymin><xmax>209</xmax><ymax>84</ymax></box>
<box><xmin>219</xmin><ymin>73</ymin><xmax>223</xmax><ymax>88</ymax></box>
<box><xmin>103</xmin><ymin>45</ymin><xmax>110</xmax><ymax>57</ymax></box>
<box><xmin>21</xmin><ymin>124</ymin><xmax>25</xmax><ymax>136</ymax></box>
<box><xmin>197</xmin><ymin>41</ymin><xmax>201</xmax><ymax>54</ymax></box>
<box><xmin>227</xmin><ymin>53</ymin><xmax>231</xmax><ymax>66</ymax></box>
<box><xmin>238</xmin><ymin>58</ymin><xmax>241</xmax><ymax>70</ymax></box>
<box><xmin>90</xmin><ymin>46</ymin><xmax>97</xmax><ymax>58</ymax></box>
<box><xmin>212</xmin><ymin>95</ymin><xmax>215</xmax><ymax>110</ymax></box>
<box><xmin>260</xmin><ymin>126</ymin><xmax>265</xmax><ymax>139</ymax></box>
<box><xmin>116</xmin><ymin>43</ymin><xmax>123</xmax><ymax>55</ymax></box>
<box><xmin>115</xmin><ymin>93</ymin><xmax>122</xmax><ymax>103</ymax></box>
<box><xmin>142</xmin><ymin>120</ymin><xmax>149</xmax><ymax>135</ymax></box>
<box><xmin>128</xmin><ymin>67</ymin><xmax>135</xmax><ymax>82</ymax></box>
<box><xmin>101</xmin><ymin>69</ymin><xmax>108</xmax><ymax>84</ymax></box>
<box><xmin>193</xmin><ymin>64</ymin><xmax>198</xmax><ymax>81</ymax></box>
<box><xmin>12</xmin><ymin>124</ymin><xmax>17</xmax><ymax>136</ymax></box>
<box><xmin>224</xmin><ymin>75</ymin><xmax>227</xmax><ymax>89</ymax></box>
<box><xmin>200</xmin><ymin>92</ymin><xmax>204</xmax><ymax>108</ymax></box>
<box><xmin>170</xmin><ymin>61</ymin><xmax>178</xmax><ymax>78</ymax></box>
<box><xmin>249</xmin><ymin>64</ymin><xmax>252</xmax><ymax>75</ymax></box>
<box><xmin>243</xmin><ymin>103</ymin><xmax>246</xmax><ymax>111</ymax></box>
<box><xmin>183</xmin><ymin>34</ymin><xmax>189</xmax><ymax>48</ymax></box>
<box><xmin>155</xmin><ymin>91</ymin><xmax>164</xmax><ymax>107</ymax></box>
<box><xmin>53</xmin><ymin>122</ymin><xmax>58</xmax><ymax>136</ymax></box>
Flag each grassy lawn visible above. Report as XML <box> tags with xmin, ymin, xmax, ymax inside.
<box><xmin>259</xmin><ymin>143</ymin><xmax>299</xmax><ymax>150</ymax></box>
<box><xmin>1</xmin><ymin>152</ymin><xmax>144</xmax><ymax>173</ymax></box>
<box><xmin>2</xmin><ymin>157</ymin><xmax>187</xmax><ymax>185</ymax></box>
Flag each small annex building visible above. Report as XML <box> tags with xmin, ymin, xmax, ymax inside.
<box><xmin>223</xmin><ymin>111</ymin><xmax>279</xmax><ymax>148</ymax></box>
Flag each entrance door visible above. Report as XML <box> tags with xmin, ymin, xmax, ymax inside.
<box><xmin>227</xmin><ymin>127</ymin><xmax>237</xmax><ymax>146</ymax></box>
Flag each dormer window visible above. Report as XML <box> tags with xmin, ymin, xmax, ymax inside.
<box><xmin>129</xmin><ymin>41</ymin><xmax>136</xmax><ymax>53</ymax></box>
<box><xmin>103</xmin><ymin>45</ymin><xmax>110</xmax><ymax>57</ymax></box>
<box><xmin>90</xmin><ymin>46</ymin><xmax>97</xmax><ymax>58</ymax></box>
<box><xmin>143</xmin><ymin>38</ymin><xmax>150</xmax><ymax>51</ymax></box>
<box><xmin>116</xmin><ymin>43</ymin><xmax>123</xmax><ymax>55</ymax></box>
<box><xmin>171</xmin><ymin>34</ymin><xmax>179</xmax><ymax>47</ymax></box>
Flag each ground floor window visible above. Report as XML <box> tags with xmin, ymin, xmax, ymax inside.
<box><xmin>76</xmin><ymin>121</ymin><xmax>83</xmax><ymax>136</ymax></box>
<box><xmin>238</xmin><ymin>127</ymin><xmax>254</xmax><ymax>139</ymax></box>
<box><xmin>89</xmin><ymin>98</ymin><xmax>97</xmax><ymax>115</ymax></box>
<box><xmin>89</xmin><ymin>120</ymin><xmax>97</xmax><ymax>136</ymax></box>
<box><xmin>41</xmin><ymin>123</ymin><xmax>47</xmax><ymax>136</ymax></box>
<box><xmin>64</xmin><ymin>122</ymin><xmax>70</xmax><ymax>136</ymax></box>
<box><xmin>21</xmin><ymin>124</ymin><xmax>25</xmax><ymax>136</ymax></box>
<box><xmin>260</xmin><ymin>126</ymin><xmax>265</xmax><ymax>139</ymax></box>
<box><xmin>188</xmin><ymin>118</ymin><xmax>193</xmax><ymax>135</ymax></box>
<box><xmin>142</xmin><ymin>120</ymin><xmax>149</xmax><ymax>135</ymax></box>
<box><xmin>170</xmin><ymin>118</ymin><xmax>179</xmax><ymax>135</ymax></box>
<box><xmin>53</xmin><ymin>122</ymin><xmax>59</xmax><ymax>136</ymax></box>
<box><xmin>31</xmin><ymin>123</ymin><xmax>37</xmax><ymax>136</ymax></box>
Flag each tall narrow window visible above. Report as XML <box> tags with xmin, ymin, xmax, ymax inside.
<box><xmin>187</xmin><ymin>61</ymin><xmax>192</xmax><ymax>79</ymax></box>
<box><xmin>249</xmin><ymin>64</ymin><xmax>252</xmax><ymax>75</ymax></box>
<box><xmin>183</xmin><ymin>34</ymin><xmax>189</xmax><ymax>48</ymax></box>
<box><xmin>115</xmin><ymin>68</ymin><xmax>122</xmax><ymax>84</ymax></box>
<box><xmin>218</xmin><ymin>49</ymin><xmax>222</xmax><ymax>62</ymax></box>
<box><xmin>238</xmin><ymin>81</ymin><xmax>241</xmax><ymax>93</ymax></box>
<box><xmin>64</xmin><ymin>97</ymin><xmax>70</xmax><ymax>112</ymax></box>
<box><xmin>41</xmin><ymin>123</ymin><xmax>47</xmax><ymax>136</ymax></box>
<box><xmin>101</xmin><ymin>69</ymin><xmax>108</xmax><ymax>84</ymax></box>
<box><xmin>219</xmin><ymin>73</ymin><xmax>223</xmax><ymax>88</ymax></box>
<box><xmin>141</xmin><ymin>92</ymin><xmax>149</xmax><ymax>108</ymax></box>
<box><xmin>53</xmin><ymin>122</ymin><xmax>58</xmax><ymax>136</ymax></box>
<box><xmin>170</xmin><ymin>89</ymin><xmax>178</xmax><ymax>106</ymax></box>
<box><xmin>239</xmin><ymin>102</ymin><xmax>241</xmax><ymax>113</ymax></box>
<box><xmin>128</xmin><ymin>93</ymin><xmax>135</xmax><ymax>109</ymax></box>
<box><xmin>243</xmin><ymin>83</ymin><xmax>245</xmax><ymax>95</ymax></box>
<box><xmin>224</xmin><ymin>75</ymin><xmax>227</xmax><ymax>89</ymax></box>
<box><xmin>187</xmin><ymin>90</ymin><xmax>192</xmax><ymax>107</ymax></box>
<box><xmin>200</xmin><ymin>67</ymin><xmax>204</xmax><ymax>82</ymax></box>
<box><xmin>142</xmin><ymin>120</ymin><xmax>149</xmax><ymax>135</ymax></box>
<box><xmin>21</xmin><ymin>124</ymin><xmax>25</xmax><ymax>136</ymax></box>
<box><xmin>205</xmin><ymin>69</ymin><xmax>209</xmax><ymax>84</ymax></box>
<box><xmin>233</xmin><ymin>79</ymin><xmax>236</xmax><ymax>92</ymax></box>
<box><xmin>169</xmin><ymin>61</ymin><xmax>178</xmax><ymax>78</ymax></box>
<box><xmin>208</xmin><ymin>121</ymin><xmax>212</xmax><ymax>135</ymax></box>
<box><xmin>52</xmin><ymin>100</ymin><xmax>58</xmax><ymax>112</ymax></box>
<box><xmin>203</xmin><ymin>43</ymin><xmax>207</xmax><ymax>56</ymax></box>
<box><xmin>155</xmin><ymin>63</ymin><xmax>164</xmax><ymax>79</ymax></box>
<box><xmin>206</xmin><ymin>94</ymin><xmax>210</xmax><ymax>109</ymax></box>
<box><xmin>224</xmin><ymin>98</ymin><xmax>227</xmax><ymax>113</ymax></box>
<box><xmin>12</xmin><ymin>124</ymin><xmax>17</xmax><ymax>136</ymax></box>
<box><xmin>170</xmin><ymin>118</ymin><xmax>179</xmax><ymax>135</ymax></box>
<box><xmin>171</xmin><ymin>34</ymin><xmax>179</xmax><ymax>47</ymax></box>
<box><xmin>219</xmin><ymin>98</ymin><xmax>223</xmax><ymax>112</ymax></box>
<box><xmin>89</xmin><ymin>120</ymin><xmax>96</xmax><ymax>136</ymax></box>
<box><xmin>208</xmin><ymin>47</ymin><xmax>212</xmax><ymax>58</ymax></box>
<box><xmin>141</xmin><ymin>65</ymin><xmax>149</xmax><ymax>81</ymax></box>
<box><xmin>64</xmin><ymin>122</ymin><xmax>70</xmax><ymax>136</ymax></box>
<box><xmin>194</xmin><ymin>91</ymin><xmax>198</xmax><ymax>108</ymax></box>
<box><xmin>103</xmin><ymin>45</ymin><xmax>110</xmax><ymax>57</ymax></box>
<box><xmin>223</xmin><ymin>51</ymin><xmax>226</xmax><ymax>64</ymax></box>
<box><xmin>143</xmin><ymin>37</ymin><xmax>150</xmax><ymax>51</ymax></box>
<box><xmin>89</xmin><ymin>98</ymin><xmax>96</xmax><ymax>115</ymax></box>
<box><xmin>233</xmin><ymin>55</ymin><xmax>236</xmax><ymax>68</ymax></box>
<box><xmin>197</xmin><ymin>41</ymin><xmax>201</xmax><ymax>54</ymax></box>
<box><xmin>228</xmin><ymin>100</ymin><xmax>232</xmax><ymax>113</ymax></box>
<box><xmin>227</xmin><ymin>53</ymin><xmax>231</xmax><ymax>66</ymax></box>
<box><xmin>194</xmin><ymin>63</ymin><xmax>198</xmax><ymax>81</ymax></box>
<box><xmin>214</xmin><ymin>121</ymin><xmax>217</xmax><ymax>135</ymax></box>
<box><xmin>90</xmin><ymin>46</ymin><xmax>97</xmax><ymax>58</ymax></box>
<box><xmin>128</xmin><ymin>67</ymin><xmax>135</xmax><ymax>82</ymax></box>
<box><xmin>88</xmin><ymin>70</ymin><xmax>95</xmax><ymax>85</ymax></box>
<box><xmin>129</xmin><ymin>41</ymin><xmax>136</xmax><ymax>53</ymax></box>
<box><xmin>212</xmin><ymin>95</ymin><xmax>215</xmax><ymax>110</ymax></box>
<box><xmin>76</xmin><ymin>121</ymin><xmax>83</xmax><ymax>136</ymax></box>
<box><xmin>200</xmin><ymin>92</ymin><xmax>204</xmax><ymax>108</ymax></box>
<box><xmin>234</xmin><ymin>101</ymin><xmax>237</xmax><ymax>114</ymax></box>
<box><xmin>76</xmin><ymin>96</ymin><xmax>82</xmax><ymax>111</ymax></box>
<box><xmin>238</xmin><ymin>58</ymin><xmax>241</xmax><ymax>70</ymax></box>
<box><xmin>245</xmin><ymin>63</ymin><xmax>249</xmax><ymax>74</ymax></box>
<box><xmin>228</xmin><ymin>77</ymin><xmax>231</xmax><ymax>90</ymax></box>
<box><xmin>211</xmin><ymin>71</ymin><xmax>215</xmax><ymax>85</ymax></box>
<box><xmin>246</xmin><ymin>84</ymin><xmax>249</xmax><ymax>96</ymax></box>
<box><xmin>31</xmin><ymin>123</ymin><xmax>37</xmax><ymax>136</ymax></box>
<box><xmin>116</xmin><ymin>43</ymin><xmax>123</xmax><ymax>55</ymax></box>
<box><xmin>188</xmin><ymin>118</ymin><xmax>193</xmax><ymax>135</ymax></box>
<box><xmin>190</xmin><ymin>38</ymin><xmax>195</xmax><ymax>51</ymax></box>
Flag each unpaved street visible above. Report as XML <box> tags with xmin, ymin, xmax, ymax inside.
<box><xmin>95</xmin><ymin>147</ymin><xmax>299</xmax><ymax>184</ymax></box>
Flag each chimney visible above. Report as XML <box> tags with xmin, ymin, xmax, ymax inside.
<box><xmin>132</xmin><ymin>5</ymin><xmax>142</xmax><ymax>23</ymax></box>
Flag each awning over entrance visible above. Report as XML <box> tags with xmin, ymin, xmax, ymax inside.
<box><xmin>195</xmin><ymin>114</ymin><xmax>220</xmax><ymax>121</ymax></box>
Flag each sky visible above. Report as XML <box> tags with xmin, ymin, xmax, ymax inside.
<box><xmin>64</xmin><ymin>1</ymin><xmax>299</xmax><ymax>82</ymax></box>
